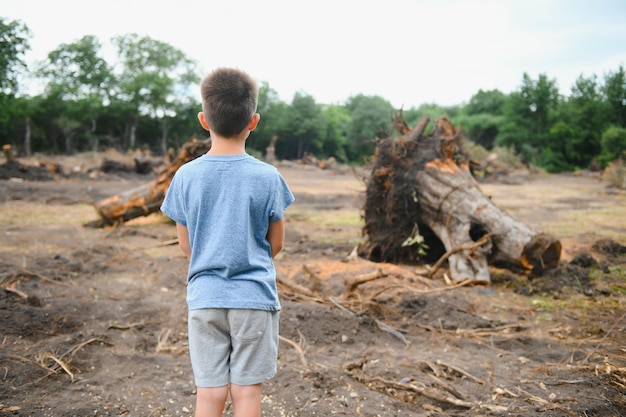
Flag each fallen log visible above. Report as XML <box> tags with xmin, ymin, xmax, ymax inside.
<box><xmin>358</xmin><ymin>113</ymin><xmax>561</xmax><ymax>282</ymax></box>
<box><xmin>88</xmin><ymin>138</ymin><xmax>211</xmax><ymax>227</ymax></box>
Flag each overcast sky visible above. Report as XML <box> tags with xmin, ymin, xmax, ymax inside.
<box><xmin>3</xmin><ymin>0</ymin><xmax>626</xmax><ymax>108</ymax></box>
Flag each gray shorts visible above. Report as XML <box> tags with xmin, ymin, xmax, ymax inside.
<box><xmin>188</xmin><ymin>308</ymin><xmax>279</xmax><ymax>387</ymax></box>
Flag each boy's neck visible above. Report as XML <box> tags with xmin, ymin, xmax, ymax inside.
<box><xmin>207</xmin><ymin>134</ymin><xmax>247</xmax><ymax>155</ymax></box>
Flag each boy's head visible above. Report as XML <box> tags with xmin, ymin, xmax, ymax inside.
<box><xmin>199</xmin><ymin>67</ymin><xmax>259</xmax><ymax>138</ymax></box>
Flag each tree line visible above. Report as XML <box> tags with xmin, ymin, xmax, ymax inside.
<box><xmin>1</xmin><ymin>17</ymin><xmax>625</xmax><ymax>172</ymax></box>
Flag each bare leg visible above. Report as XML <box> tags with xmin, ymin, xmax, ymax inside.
<box><xmin>195</xmin><ymin>385</ymin><xmax>229</xmax><ymax>417</ymax></box>
<box><xmin>230</xmin><ymin>383</ymin><xmax>262</xmax><ymax>417</ymax></box>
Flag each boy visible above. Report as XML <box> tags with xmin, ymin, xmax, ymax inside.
<box><xmin>161</xmin><ymin>67</ymin><xmax>294</xmax><ymax>417</ymax></box>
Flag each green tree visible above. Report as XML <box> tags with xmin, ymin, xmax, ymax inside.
<box><xmin>345</xmin><ymin>94</ymin><xmax>393</xmax><ymax>162</ymax></box>
<box><xmin>278</xmin><ymin>92</ymin><xmax>326</xmax><ymax>160</ymax></box>
<box><xmin>523</xmin><ymin>73</ymin><xmax>560</xmax><ymax>146</ymax></box>
<box><xmin>541</xmin><ymin>121</ymin><xmax>574</xmax><ymax>172</ymax></box>
<box><xmin>260</xmin><ymin>101</ymin><xmax>291</xmax><ymax>160</ymax></box>
<box><xmin>0</xmin><ymin>17</ymin><xmax>31</xmax><ymax>149</ymax></box>
<box><xmin>320</xmin><ymin>104</ymin><xmax>350</xmax><ymax>162</ymax></box>
<box><xmin>401</xmin><ymin>103</ymin><xmax>462</xmax><ymax>129</ymax></box>
<box><xmin>598</xmin><ymin>126</ymin><xmax>626</xmax><ymax>167</ymax></box>
<box><xmin>112</xmin><ymin>34</ymin><xmax>198</xmax><ymax>153</ymax></box>
<box><xmin>556</xmin><ymin>74</ymin><xmax>605</xmax><ymax>168</ymax></box>
<box><xmin>148</xmin><ymin>100</ymin><xmax>202</xmax><ymax>151</ymax></box>
<box><xmin>455</xmin><ymin>113</ymin><xmax>503</xmax><ymax>150</ymax></box>
<box><xmin>458</xmin><ymin>89</ymin><xmax>506</xmax><ymax>150</ymax></box>
<box><xmin>496</xmin><ymin>73</ymin><xmax>560</xmax><ymax>164</ymax></box>
<box><xmin>28</xmin><ymin>93</ymin><xmax>68</xmax><ymax>153</ymax></box>
<box><xmin>37</xmin><ymin>35</ymin><xmax>113</xmax><ymax>152</ymax></box>
<box><xmin>2</xmin><ymin>95</ymin><xmax>35</xmax><ymax>155</ymax></box>
<box><xmin>465</xmin><ymin>89</ymin><xmax>506</xmax><ymax>116</ymax></box>
<box><xmin>0</xmin><ymin>17</ymin><xmax>31</xmax><ymax>94</ymax></box>
<box><xmin>601</xmin><ymin>65</ymin><xmax>626</xmax><ymax>128</ymax></box>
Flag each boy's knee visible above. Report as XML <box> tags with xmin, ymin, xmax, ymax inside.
<box><xmin>230</xmin><ymin>384</ymin><xmax>262</xmax><ymax>417</ymax></box>
<box><xmin>197</xmin><ymin>385</ymin><xmax>229</xmax><ymax>404</ymax></box>
<box><xmin>230</xmin><ymin>383</ymin><xmax>262</xmax><ymax>401</ymax></box>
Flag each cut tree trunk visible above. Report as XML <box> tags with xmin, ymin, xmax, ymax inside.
<box><xmin>89</xmin><ymin>138</ymin><xmax>211</xmax><ymax>227</ymax></box>
<box><xmin>358</xmin><ymin>113</ymin><xmax>561</xmax><ymax>282</ymax></box>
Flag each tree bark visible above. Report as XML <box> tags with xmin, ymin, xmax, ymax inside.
<box><xmin>90</xmin><ymin>138</ymin><xmax>211</xmax><ymax>227</ymax></box>
<box><xmin>24</xmin><ymin>116</ymin><xmax>31</xmax><ymax>157</ymax></box>
<box><xmin>359</xmin><ymin>113</ymin><xmax>561</xmax><ymax>282</ymax></box>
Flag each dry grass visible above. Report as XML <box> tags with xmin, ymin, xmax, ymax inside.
<box><xmin>481</xmin><ymin>175</ymin><xmax>626</xmax><ymax>245</ymax></box>
<box><xmin>0</xmin><ymin>201</ymin><xmax>95</xmax><ymax>227</ymax></box>
<box><xmin>602</xmin><ymin>159</ymin><xmax>626</xmax><ymax>190</ymax></box>
<box><xmin>288</xmin><ymin>207</ymin><xmax>363</xmax><ymax>245</ymax></box>
<box><xmin>0</xmin><ymin>202</ymin><xmax>97</xmax><ymax>258</ymax></box>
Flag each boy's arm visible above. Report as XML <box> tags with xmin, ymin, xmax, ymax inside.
<box><xmin>176</xmin><ymin>223</ymin><xmax>191</xmax><ymax>259</ymax></box>
<box><xmin>266</xmin><ymin>218</ymin><xmax>285</xmax><ymax>258</ymax></box>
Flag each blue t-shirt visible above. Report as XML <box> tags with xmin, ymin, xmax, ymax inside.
<box><xmin>160</xmin><ymin>153</ymin><xmax>294</xmax><ymax>311</ymax></box>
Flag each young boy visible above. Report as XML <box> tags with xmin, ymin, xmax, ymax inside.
<box><xmin>160</xmin><ymin>67</ymin><xmax>294</xmax><ymax>417</ymax></box>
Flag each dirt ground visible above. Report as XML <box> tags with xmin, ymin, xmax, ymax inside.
<box><xmin>1</xmin><ymin>152</ymin><xmax>625</xmax><ymax>417</ymax></box>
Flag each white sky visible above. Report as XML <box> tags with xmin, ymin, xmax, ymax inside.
<box><xmin>3</xmin><ymin>0</ymin><xmax>626</xmax><ymax>108</ymax></box>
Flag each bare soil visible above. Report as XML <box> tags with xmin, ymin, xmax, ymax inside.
<box><xmin>1</xmin><ymin>153</ymin><xmax>625</xmax><ymax>416</ymax></box>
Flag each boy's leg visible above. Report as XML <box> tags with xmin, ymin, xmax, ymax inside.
<box><xmin>188</xmin><ymin>309</ymin><xmax>232</xmax><ymax>416</ymax></box>
<box><xmin>229</xmin><ymin>383</ymin><xmax>262</xmax><ymax>417</ymax></box>
<box><xmin>195</xmin><ymin>385</ymin><xmax>229</xmax><ymax>417</ymax></box>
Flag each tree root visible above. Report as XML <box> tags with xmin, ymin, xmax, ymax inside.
<box><xmin>426</xmin><ymin>234</ymin><xmax>492</xmax><ymax>279</ymax></box>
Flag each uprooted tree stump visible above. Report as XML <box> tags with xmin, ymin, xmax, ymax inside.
<box><xmin>358</xmin><ymin>113</ymin><xmax>561</xmax><ymax>283</ymax></box>
<box><xmin>87</xmin><ymin>138</ymin><xmax>211</xmax><ymax>227</ymax></box>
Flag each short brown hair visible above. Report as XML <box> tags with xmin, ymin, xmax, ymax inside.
<box><xmin>200</xmin><ymin>67</ymin><xmax>258</xmax><ymax>138</ymax></box>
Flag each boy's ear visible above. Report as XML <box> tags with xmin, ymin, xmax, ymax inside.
<box><xmin>197</xmin><ymin>112</ymin><xmax>210</xmax><ymax>131</ymax></box>
<box><xmin>248</xmin><ymin>113</ymin><xmax>261</xmax><ymax>131</ymax></box>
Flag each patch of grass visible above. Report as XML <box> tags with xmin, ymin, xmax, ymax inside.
<box><xmin>0</xmin><ymin>201</ymin><xmax>95</xmax><ymax>226</ymax></box>
<box><xmin>530</xmin><ymin>297</ymin><xmax>553</xmax><ymax>309</ymax></box>
<box><xmin>607</xmin><ymin>266</ymin><xmax>626</xmax><ymax>276</ymax></box>
<box><xmin>537</xmin><ymin>205</ymin><xmax>626</xmax><ymax>244</ymax></box>
<box><xmin>288</xmin><ymin>208</ymin><xmax>363</xmax><ymax>228</ymax></box>
<box><xmin>590</xmin><ymin>265</ymin><xmax>626</xmax><ymax>294</ymax></box>
<box><xmin>588</xmin><ymin>265</ymin><xmax>626</xmax><ymax>279</ymax></box>
<box><xmin>611</xmin><ymin>285</ymin><xmax>626</xmax><ymax>294</ymax></box>
<box><xmin>530</xmin><ymin>292</ymin><xmax>623</xmax><ymax>316</ymax></box>
<box><xmin>588</xmin><ymin>266</ymin><xmax>605</xmax><ymax>281</ymax></box>
<box><xmin>602</xmin><ymin>159</ymin><xmax>625</xmax><ymax>190</ymax></box>
<box><xmin>288</xmin><ymin>207</ymin><xmax>363</xmax><ymax>245</ymax></box>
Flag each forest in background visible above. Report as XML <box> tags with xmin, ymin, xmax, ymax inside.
<box><xmin>1</xmin><ymin>17</ymin><xmax>625</xmax><ymax>173</ymax></box>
